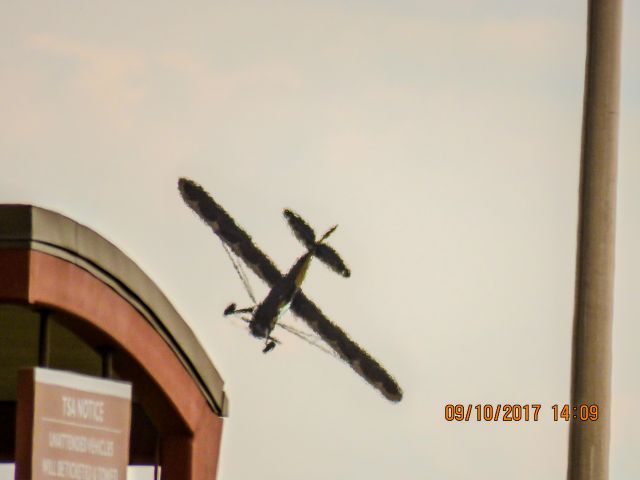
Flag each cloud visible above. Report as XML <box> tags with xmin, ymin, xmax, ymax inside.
<box><xmin>25</xmin><ymin>33</ymin><xmax>146</xmax><ymax>127</ymax></box>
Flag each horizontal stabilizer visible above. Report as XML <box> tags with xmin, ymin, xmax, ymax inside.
<box><xmin>315</xmin><ymin>243</ymin><xmax>350</xmax><ymax>277</ymax></box>
<box><xmin>283</xmin><ymin>209</ymin><xmax>316</xmax><ymax>249</ymax></box>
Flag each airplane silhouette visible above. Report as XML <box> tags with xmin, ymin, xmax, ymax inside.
<box><xmin>178</xmin><ymin>177</ymin><xmax>402</xmax><ymax>402</ymax></box>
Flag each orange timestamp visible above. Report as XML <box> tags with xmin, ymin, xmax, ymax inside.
<box><xmin>444</xmin><ymin>404</ymin><xmax>599</xmax><ymax>422</ymax></box>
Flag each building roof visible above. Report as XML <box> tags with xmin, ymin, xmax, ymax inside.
<box><xmin>0</xmin><ymin>204</ymin><xmax>228</xmax><ymax>416</ymax></box>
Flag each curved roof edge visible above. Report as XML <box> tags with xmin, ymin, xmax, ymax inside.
<box><xmin>0</xmin><ymin>204</ymin><xmax>228</xmax><ymax>416</ymax></box>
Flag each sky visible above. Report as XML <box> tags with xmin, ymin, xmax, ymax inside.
<box><xmin>1</xmin><ymin>1</ymin><xmax>640</xmax><ymax>478</ymax></box>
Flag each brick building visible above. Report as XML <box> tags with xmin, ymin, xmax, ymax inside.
<box><xmin>0</xmin><ymin>205</ymin><xmax>227</xmax><ymax>479</ymax></box>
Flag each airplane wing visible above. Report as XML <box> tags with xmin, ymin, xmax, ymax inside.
<box><xmin>179</xmin><ymin>177</ymin><xmax>281</xmax><ymax>286</ymax></box>
<box><xmin>178</xmin><ymin>177</ymin><xmax>403</xmax><ymax>402</ymax></box>
<box><xmin>291</xmin><ymin>294</ymin><xmax>403</xmax><ymax>402</ymax></box>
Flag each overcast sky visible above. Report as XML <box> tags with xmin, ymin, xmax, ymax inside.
<box><xmin>1</xmin><ymin>1</ymin><xmax>640</xmax><ymax>479</ymax></box>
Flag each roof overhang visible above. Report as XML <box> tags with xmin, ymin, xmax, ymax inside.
<box><xmin>0</xmin><ymin>204</ymin><xmax>228</xmax><ymax>416</ymax></box>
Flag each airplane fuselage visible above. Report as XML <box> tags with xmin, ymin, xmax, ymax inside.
<box><xmin>249</xmin><ymin>250</ymin><xmax>314</xmax><ymax>339</ymax></box>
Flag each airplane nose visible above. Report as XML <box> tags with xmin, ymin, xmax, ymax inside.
<box><xmin>250</xmin><ymin>322</ymin><xmax>267</xmax><ymax>339</ymax></box>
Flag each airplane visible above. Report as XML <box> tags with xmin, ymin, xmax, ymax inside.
<box><xmin>224</xmin><ymin>211</ymin><xmax>348</xmax><ymax>354</ymax></box>
<box><xmin>178</xmin><ymin>177</ymin><xmax>403</xmax><ymax>402</ymax></box>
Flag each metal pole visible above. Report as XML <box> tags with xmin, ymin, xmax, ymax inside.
<box><xmin>568</xmin><ymin>1</ymin><xmax>622</xmax><ymax>479</ymax></box>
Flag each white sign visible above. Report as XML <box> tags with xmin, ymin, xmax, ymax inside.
<box><xmin>16</xmin><ymin>368</ymin><xmax>132</xmax><ymax>480</ymax></box>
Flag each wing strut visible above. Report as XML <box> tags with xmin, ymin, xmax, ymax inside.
<box><xmin>220</xmin><ymin>240</ymin><xmax>257</xmax><ymax>305</ymax></box>
<box><xmin>219</xmin><ymin>230</ymin><xmax>338</xmax><ymax>358</ymax></box>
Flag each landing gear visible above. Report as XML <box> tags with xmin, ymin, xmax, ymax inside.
<box><xmin>262</xmin><ymin>335</ymin><xmax>280</xmax><ymax>353</ymax></box>
<box><xmin>223</xmin><ymin>302</ymin><xmax>279</xmax><ymax>353</ymax></box>
<box><xmin>223</xmin><ymin>303</ymin><xmax>255</xmax><ymax>316</ymax></box>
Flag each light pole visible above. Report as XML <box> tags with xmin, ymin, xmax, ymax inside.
<box><xmin>568</xmin><ymin>1</ymin><xmax>623</xmax><ymax>479</ymax></box>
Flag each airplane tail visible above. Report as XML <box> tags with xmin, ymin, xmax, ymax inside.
<box><xmin>284</xmin><ymin>209</ymin><xmax>316</xmax><ymax>249</ymax></box>
<box><xmin>283</xmin><ymin>209</ymin><xmax>351</xmax><ymax>278</ymax></box>
<box><xmin>314</xmin><ymin>242</ymin><xmax>350</xmax><ymax>277</ymax></box>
